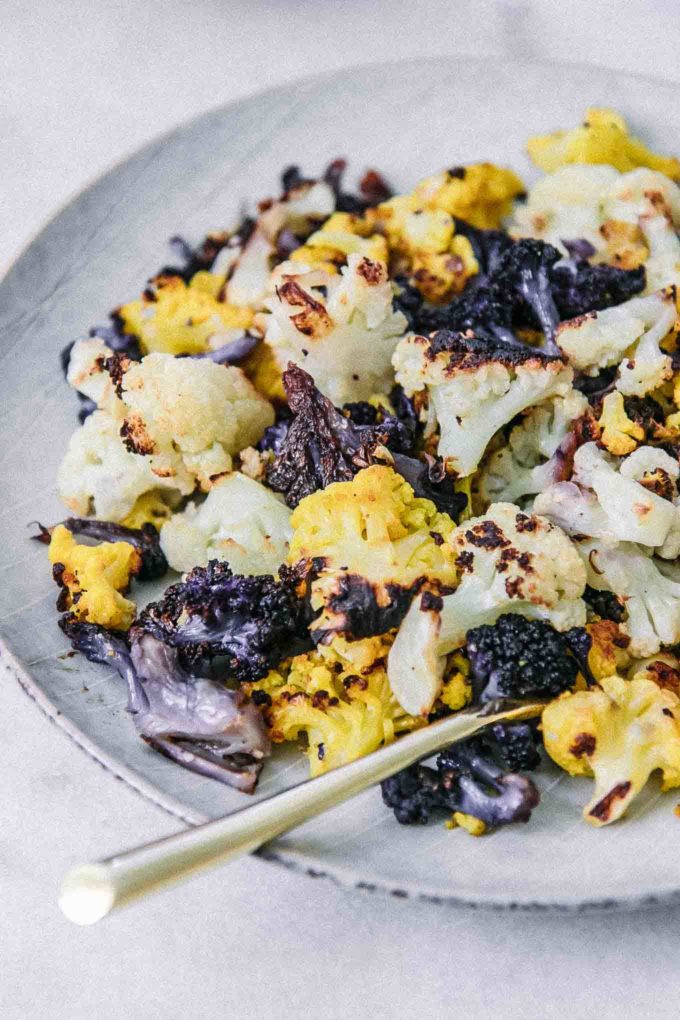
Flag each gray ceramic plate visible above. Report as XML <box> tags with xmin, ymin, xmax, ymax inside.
<box><xmin>3</xmin><ymin>56</ymin><xmax>680</xmax><ymax>912</ymax></box>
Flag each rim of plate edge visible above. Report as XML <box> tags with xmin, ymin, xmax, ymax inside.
<box><xmin>4</xmin><ymin>53</ymin><xmax>680</xmax><ymax>913</ymax></box>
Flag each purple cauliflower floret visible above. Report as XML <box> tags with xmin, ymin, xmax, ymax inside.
<box><xmin>135</xmin><ymin>559</ymin><xmax>312</xmax><ymax>683</ymax></box>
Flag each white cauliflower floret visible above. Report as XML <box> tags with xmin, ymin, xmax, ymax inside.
<box><xmin>480</xmin><ymin>389</ymin><xmax>588</xmax><ymax>505</ymax></box>
<box><xmin>116</xmin><ymin>354</ymin><xmax>273</xmax><ymax>491</ymax></box>
<box><xmin>57</xmin><ymin>354</ymin><xmax>273</xmax><ymax>521</ymax></box>
<box><xmin>264</xmin><ymin>253</ymin><xmax>407</xmax><ymax>404</ymax></box>
<box><xmin>393</xmin><ymin>331</ymin><xmax>573</xmax><ymax>477</ymax></box>
<box><xmin>57</xmin><ymin>410</ymin><xmax>183</xmax><ymax>521</ymax></box>
<box><xmin>226</xmin><ymin>179</ymin><xmax>335</xmax><ymax>309</ymax></box>
<box><xmin>581</xmin><ymin>541</ymin><xmax>680</xmax><ymax>657</ymax></box>
<box><xmin>555</xmin><ymin>288</ymin><xmax>675</xmax><ymax>396</ymax></box>
<box><xmin>160</xmin><ymin>473</ymin><xmax>291</xmax><ymax>575</ymax></box>
<box><xmin>534</xmin><ymin>442</ymin><xmax>680</xmax><ymax>556</ymax></box>
<box><xmin>66</xmin><ymin>337</ymin><xmax>120</xmax><ymax>413</ymax></box>
<box><xmin>510</xmin><ymin>165</ymin><xmax>619</xmax><ymax>253</ymax></box>
<box><xmin>387</xmin><ymin>503</ymin><xmax>587</xmax><ymax>716</ymax></box>
<box><xmin>511</xmin><ymin>165</ymin><xmax>680</xmax><ymax>289</ymax></box>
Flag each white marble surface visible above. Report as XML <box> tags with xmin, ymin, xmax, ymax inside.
<box><xmin>4</xmin><ymin>2</ymin><xmax>680</xmax><ymax>1017</ymax></box>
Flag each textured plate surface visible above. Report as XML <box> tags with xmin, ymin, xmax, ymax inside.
<box><xmin>3</xmin><ymin>57</ymin><xmax>680</xmax><ymax>911</ymax></box>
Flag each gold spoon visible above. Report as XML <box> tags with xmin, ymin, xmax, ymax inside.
<box><xmin>59</xmin><ymin>702</ymin><xmax>543</xmax><ymax>925</ymax></box>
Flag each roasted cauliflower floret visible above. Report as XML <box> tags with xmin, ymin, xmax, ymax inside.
<box><xmin>393</xmin><ymin>330</ymin><xmax>573</xmax><ymax>477</ymax></box>
<box><xmin>509</xmin><ymin>165</ymin><xmax>620</xmax><ymax>253</ymax></box>
<box><xmin>264</xmin><ymin>254</ymin><xmax>407</xmax><ymax>404</ymax></box>
<box><xmin>378</xmin><ymin>163</ymin><xmax>525</xmax><ymax>235</ymax></box>
<box><xmin>388</xmin><ymin>504</ymin><xmax>587</xmax><ymax>716</ymax></box>
<box><xmin>57</xmin><ymin>355</ymin><xmax>274</xmax><ymax>520</ymax></box>
<box><xmin>48</xmin><ymin>524</ymin><xmax>141</xmax><ymax>630</ymax></box>
<box><xmin>287</xmin><ymin>465</ymin><xmax>457</xmax><ymax>642</ymax></box>
<box><xmin>226</xmin><ymin>178</ymin><xmax>336</xmax><ymax>308</ymax></box>
<box><xmin>57</xmin><ymin>410</ymin><xmax>184</xmax><ymax>521</ymax></box>
<box><xmin>534</xmin><ymin>442</ymin><xmax>680</xmax><ymax>557</ymax></box>
<box><xmin>290</xmin><ymin>211</ymin><xmax>388</xmax><ymax>273</ymax></box>
<box><xmin>480</xmin><ymin>389</ymin><xmax>589</xmax><ymax>505</ymax></box>
<box><xmin>527</xmin><ymin>107</ymin><xmax>680</xmax><ymax>179</ymax></box>
<box><xmin>597</xmin><ymin>391</ymin><xmax>645</xmax><ymax>455</ymax></box>
<box><xmin>245</xmin><ymin>633</ymin><xmax>422</xmax><ymax>776</ymax></box>
<box><xmin>542</xmin><ymin>674</ymin><xmax>680</xmax><ymax>825</ymax></box>
<box><xmin>117</xmin><ymin>273</ymin><xmax>254</xmax><ymax>356</ymax></box>
<box><xmin>555</xmin><ymin>288</ymin><xmax>676</xmax><ymax>395</ymax></box>
<box><xmin>159</xmin><ymin>472</ymin><xmax>291</xmax><ymax>575</ymax></box>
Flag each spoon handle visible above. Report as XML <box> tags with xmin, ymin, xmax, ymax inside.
<box><xmin>59</xmin><ymin>703</ymin><xmax>541</xmax><ymax>924</ymax></box>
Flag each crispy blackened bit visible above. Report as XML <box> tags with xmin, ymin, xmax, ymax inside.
<box><xmin>265</xmin><ymin>364</ymin><xmax>414</xmax><ymax>508</ymax></box>
<box><xmin>311</xmin><ymin>574</ymin><xmax>421</xmax><ymax>645</ymax></box>
<box><xmin>583</xmin><ymin>585</ymin><xmax>626</xmax><ymax>623</ymax></box>
<box><xmin>550</xmin><ymin>261</ymin><xmax>646</xmax><ymax>319</ymax></box>
<box><xmin>135</xmin><ymin>559</ymin><xmax>313</xmax><ymax>683</ymax></box>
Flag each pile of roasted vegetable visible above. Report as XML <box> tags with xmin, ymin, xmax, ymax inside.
<box><xmin>41</xmin><ymin>108</ymin><xmax>680</xmax><ymax>835</ymax></box>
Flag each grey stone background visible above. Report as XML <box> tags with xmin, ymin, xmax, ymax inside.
<box><xmin>3</xmin><ymin>2</ymin><xmax>680</xmax><ymax>1017</ymax></box>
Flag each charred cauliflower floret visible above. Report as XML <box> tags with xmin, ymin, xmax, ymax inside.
<box><xmin>287</xmin><ymin>465</ymin><xmax>457</xmax><ymax>642</ymax></box>
<box><xmin>480</xmin><ymin>389</ymin><xmax>589</xmax><ymax>505</ymax></box>
<box><xmin>542</xmin><ymin>674</ymin><xmax>680</xmax><ymax>826</ymax></box>
<box><xmin>387</xmin><ymin>504</ymin><xmax>587</xmax><ymax>716</ymax></box>
<box><xmin>577</xmin><ymin>541</ymin><xmax>680</xmax><ymax>658</ymax></box>
<box><xmin>511</xmin><ymin>160</ymin><xmax>680</xmax><ymax>286</ymax></box>
<box><xmin>117</xmin><ymin>272</ymin><xmax>254</xmax><ymax>356</ymax></box>
<box><xmin>48</xmin><ymin>523</ymin><xmax>141</xmax><ymax>629</ymax></box>
<box><xmin>159</xmin><ymin>472</ymin><xmax>291</xmax><ymax>575</ymax></box>
<box><xmin>534</xmin><ymin>442</ymin><xmax>680</xmax><ymax>558</ymax></box>
<box><xmin>264</xmin><ymin>254</ymin><xmax>408</xmax><ymax>404</ymax></box>
<box><xmin>555</xmin><ymin>288</ymin><xmax>676</xmax><ymax>394</ymax></box>
<box><xmin>526</xmin><ymin>107</ymin><xmax>680</xmax><ymax>179</ymax></box>
<box><xmin>289</xmin><ymin>211</ymin><xmax>388</xmax><ymax>274</ymax></box>
<box><xmin>57</xmin><ymin>410</ymin><xmax>183</xmax><ymax>521</ymax></box>
<box><xmin>393</xmin><ymin>329</ymin><xmax>573</xmax><ymax>477</ymax></box>
<box><xmin>597</xmin><ymin>391</ymin><xmax>646</xmax><ymax>455</ymax></box>
<box><xmin>58</xmin><ymin>354</ymin><xmax>274</xmax><ymax>520</ymax></box>
<box><xmin>245</xmin><ymin>633</ymin><xmax>422</xmax><ymax>777</ymax></box>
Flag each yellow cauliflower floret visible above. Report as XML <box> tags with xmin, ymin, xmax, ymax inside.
<box><xmin>118</xmin><ymin>273</ymin><xmax>254</xmax><ymax>355</ymax></box>
<box><xmin>597</xmin><ymin>391</ymin><xmax>645</xmax><ymax>455</ymax></box>
<box><xmin>407</xmin><ymin>163</ymin><xmax>525</xmax><ymax>229</ymax></box>
<box><xmin>48</xmin><ymin>524</ymin><xmax>140</xmax><ymax>630</ymax></box>
<box><xmin>542</xmin><ymin>674</ymin><xmax>680</xmax><ymax>825</ymax></box>
<box><xmin>120</xmin><ymin>491</ymin><xmax>176</xmax><ymax>530</ymax></box>
<box><xmin>586</xmin><ymin>620</ymin><xmax>631</xmax><ymax>681</ymax></box>
<box><xmin>291</xmin><ymin>212</ymin><xmax>388</xmax><ymax>272</ymax></box>
<box><xmin>288</xmin><ymin>465</ymin><xmax>458</xmax><ymax>640</ymax></box>
<box><xmin>527</xmin><ymin>107</ymin><xmax>680</xmax><ymax>179</ymax></box>
<box><xmin>242</xmin><ymin>340</ymin><xmax>286</xmax><ymax>403</ymax></box>
<box><xmin>246</xmin><ymin>633</ymin><xmax>422</xmax><ymax>776</ymax></box>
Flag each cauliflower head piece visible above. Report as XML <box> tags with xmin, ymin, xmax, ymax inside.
<box><xmin>542</xmin><ymin>674</ymin><xmax>680</xmax><ymax>825</ymax></box>
<box><xmin>534</xmin><ymin>442</ymin><xmax>680</xmax><ymax>558</ymax></box>
<box><xmin>527</xmin><ymin>107</ymin><xmax>680</xmax><ymax>179</ymax></box>
<box><xmin>245</xmin><ymin>632</ymin><xmax>423</xmax><ymax>777</ymax></box>
<box><xmin>48</xmin><ymin>524</ymin><xmax>141</xmax><ymax>630</ymax></box>
<box><xmin>555</xmin><ymin>288</ymin><xmax>676</xmax><ymax>395</ymax></box>
<box><xmin>388</xmin><ymin>503</ymin><xmax>587</xmax><ymax>716</ymax></box>
<box><xmin>160</xmin><ymin>472</ymin><xmax>291</xmax><ymax>575</ymax></box>
<box><xmin>287</xmin><ymin>465</ymin><xmax>458</xmax><ymax>642</ymax></box>
<box><xmin>289</xmin><ymin>211</ymin><xmax>388</xmax><ymax>274</ymax></box>
<box><xmin>264</xmin><ymin>254</ymin><xmax>408</xmax><ymax>404</ymax></box>
<box><xmin>578</xmin><ymin>541</ymin><xmax>680</xmax><ymax>658</ymax></box>
<box><xmin>480</xmin><ymin>388</ymin><xmax>589</xmax><ymax>505</ymax></box>
<box><xmin>393</xmin><ymin>329</ymin><xmax>574</xmax><ymax>477</ymax></box>
<box><xmin>117</xmin><ymin>273</ymin><xmax>254</xmax><ymax>356</ymax></box>
<box><xmin>58</xmin><ymin>410</ymin><xmax>185</xmax><ymax>522</ymax></box>
<box><xmin>58</xmin><ymin>354</ymin><xmax>274</xmax><ymax>520</ymax></box>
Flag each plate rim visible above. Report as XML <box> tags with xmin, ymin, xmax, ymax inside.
<box><xmin>5</xmin><ymin>52</ymin><xmax>680</xmax><ymax>913</ymax></box>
